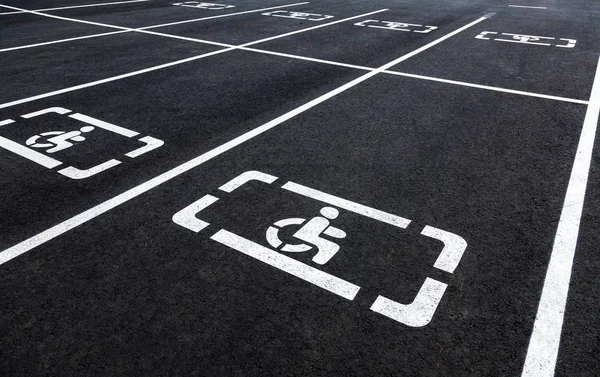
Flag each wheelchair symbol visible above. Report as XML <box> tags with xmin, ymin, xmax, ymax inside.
<box><xmin>266</xmin><ymin>206</ymin><xmax>347</xmax><ymax>265</ymax></box>
<box><xmin>26</xmin><ymin>126</ymin><xmax>94</xmax><ymax>154</ymax></box>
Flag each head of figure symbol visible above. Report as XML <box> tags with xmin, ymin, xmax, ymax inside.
<box><xmin>320</xmin><ymin>207</ymin><xmax>339</xmax><ymax>220</ymax></box>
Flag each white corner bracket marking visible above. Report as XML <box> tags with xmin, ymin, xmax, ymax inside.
<box><xmin>370</xmin><ymin>278</ymin><xmax>448</xmax><ymax>327</ymax></box>
<box><xmin>172</xmin><ymin>194</ymin><xmax>219</xmax><ymax>232</ymax></box>
<box><xmin>219</xmin><ymin>170</ymin><xmax>278</xmax><ymax>192</ymax></box>
<box><xmin>421</xmin><ymin>225</ymin><xmax>468</xmax><ymax>274</ymax></box>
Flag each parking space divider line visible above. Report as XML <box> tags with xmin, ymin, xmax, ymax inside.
<box><xmin>0</xmin><ymin>14</ymin><xmax>490</xmax><ymax>266</ymax></box>
<box><xmin>139</xmin><ymin>2</ymin><xmax>310</xmax><ymax>29</ymax></box>
<box><xmin>0</xmin><ymin>31</ymin><xmax>129</xmax><ymax>53</ymax></box>
<box><xmin>0</xmin><ymin>8</ymin><xmax>388</xmax><ymax>109</ymax></box>
<box><xmin>0</xmin><ymin>0</ymin><xmax>150</xmax><ymax>16</ymax></box>
<box><xmin>0</xmin><ymin>2</ymin><xmax>311</xmax><ymax>53</ymax></box>
<box><xmin>521</xmin><ymin>55</ymin><xmax>600</xmax><ymax>377</ymax></box>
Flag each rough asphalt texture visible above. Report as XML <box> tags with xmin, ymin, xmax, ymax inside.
<box><xmin>0</xmin><ymin>0</ymin><xmax>599</xmax><ymax>376</ymax></box>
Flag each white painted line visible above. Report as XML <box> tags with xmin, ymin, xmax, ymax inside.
<box><xmin>0</xmin><ymin>136</ymin><xmax>62</xmax><ymax>169</ymax></box>
<box><xmin>69</xmin><ymin>113</ymin><xmax>139</xmax><ymax>137</ymax></box>
<box><xmin>0</xmin><ymin>0</ymin><xmax>150</xmax><ymax>15</ymax></box>
<box><xmin>141</xmin><ymin>2</ymin><xmax>310</xmax><ymax>29</ymax></box>
<box><xmin>0</xmin><ymin>3</ymin><xmax>309</xmax><ymax>53</ymax></box>
<box><xmin>0</xmin><ymin>119</ymin><xmax>15</xmax><ymax>126</ymax></box>
<box><xmin>521</xmin><ymin>56</ymin><xmax>600</xmax><ymax>377</ymax></box>
<box><xmin>125</xmin><ymin>136</ymin><xmax>164</xmax><ymax>158</ymax></box>
<box><xmin>420</xmin><ymin>225</ymin><xmax>467</xmax><ymax>274</ymax></box>
<box><xmin>218</xmin><ymin>170</ymin><xmax>278</xmax><ymax>192</ymax></box>
<box><xmin>282</xmin><ymin>182</ymin><xmax>411</xmax><ymax>228</ymax></box>
<box><xmin>242</xmin><ymin>9</ymin><xmax>388</xmax><ymax>47</ymax></box>
<box><xmin>0</xmin><ymin>47</ymin><xmax>235</xmax><ymax>110</ymax></box>
<box><xmin>237</xmin><ymin>47</ymin><xmax>587</xmax><ymax>105</ymax></box>
<box><xmin>0</xmin><ymin>31</ymin><xmax>127</xmax><ymax>53</ymax></box>
<box><xmin>22</xmin><ymin>107</ymin><xmax>71</xmax><ymax>118</ymax></box>
<box><xmin>382</xmin><ymin>70</ymin><xmax>588</xmax><ymax>105</ymax></box>
<box><xmin>509</xmin><ymin>5</ymin><xmax>547</xmax><ymax>9</ymax></box>
<box><xmin>58</xmin><ymin>159</ymin><xmax>122</xmax><ymax>179</ymax></box>
<box><xmin>0</xmin><ymin>3</ymin><xmax>236</xmax><ymax>50</ymax></box>
<box><xmin>370</xmin><ymin>277</ymin><xmax>447</xmax><ymax>327</ymax></box>
<box><xmin>211</xmin><ymin>229</ymin><xmax>361</xmax><ymax>300</ymax></box>
<box><xmin>172</xmin><ymin>194</ymin><xmax>219</xmax><ymax>232</ymax></box>
<box><xmin>0</xmin><ymin>15</ymin><xmax>488</xmax><ymax>265</ymax></box>
<box><xmin>0</xmin><ymin>8</ymin><xmax>386</xmax><ymax>109</ymax></box>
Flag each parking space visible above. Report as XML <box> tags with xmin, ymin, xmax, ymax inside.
<box><xmin>0</xmin><ymin>32</ymin><xmax>220</xmax><ymax>102</ymax></box>
<box><xmin>393</xmin><ymin>8</ymin><xmax>600</xmax><ymax>100</ymax></box>
<box><xmin>0</xmin><ymin>73</ymin><xmax>589</xmax><ymax>376</ymax></box>
<box><xmin>0</xmin><ymin>49</ymin><xmax>363</xmax><ymax>249</ymax></box>
<box><xmin>40</xmin><ymin>0</ymin><xmax>311</xmax><ymax>29</ymax></box>
<box><xmin>0</xmin><ymin>12</ymin><xmax>112</xmax><ymax>49</ymax></box>
<box><xmin>1</xmin><ymin>0</ymin><xmax>599</xmax><ymax>376</ymax></box>
<box><xmin>251</xmin><ymin>7</ymin><xmax>482</xmax><ymax>68</ymax></box>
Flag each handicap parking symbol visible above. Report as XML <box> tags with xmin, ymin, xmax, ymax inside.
<box><xmin>173</xmin><ymin>171</ymin><xmax>468</xmax><ymax>327</ymax></box>
<box><xmin>0</xmin><ymin>107</ymin><xmax>163</xmax><ymax>179</ymax></box>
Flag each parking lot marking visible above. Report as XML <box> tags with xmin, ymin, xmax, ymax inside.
<box><xmin>0</xmin><ymin>2</ymin><xmax>311</xmax><ymax>53</ymax></box>
<box><xmin>282</xmin><ymin>182</ymin><xmax>410</xmax><ymax>228</ymax></box>
<box><xmin>381</xmin><ymin>71</ymin><xmax>588</xmax><ymax>105</ymax></box>
<box><xmin>476</xmin><ymin>32</ymin><xmax>576</xmax><ymax>48</ymax></box>
<box><xmin>509</xmin><ymin>5</ymin><xmax>547</xmax><ymax>9</ymax></box>
<box><xmin>0</xmin><ymin>8</ymin><xmax>386</xmax><ymax>110</ymax></box>
<box><xmin>262</xmin><ymin>10</ymin><xmax>334</xmax><ymax>21</ymax></box>
<box><xmin>174</xmin><ymin>171</ymin><xmax>466</xmax><ymax>325</ymax></box>
<box><xmin>211</xmin><ymin>229</ymin><xmax>362</xmax><ymax>300</ymax></box>
<box><xmin>0</xmin><ymin>107</ymin><xmax>164</xmax><ymax>179</ymax></box>
<box><xmin>144</xmin><ymin>1</ymin><xmax>308</xmax><ymax>29</ymax></box>
<box><xmin>0</xmin><ymin>14</ymin><xmax>489</xmax><ymax>265</ymax></box>
<box><xmin>354</xmin><ymin>20</ymin><xmax>438</xmax><ymax>34</ymax></box>
<box><xmin>0</xmin><ymin>0</ymin><xmax>149</xmax><ymax>15</ymax></box>
<box><xmin>0</xmin><ymin>31</ymin><xmax>129</xmax><ymax>53</ymax></box>
<box><xmin>522</xmin><ymin>56</ymin><xmax>600</xmax><ymax>377</ymax></box>
<box><xmin>172</xmin><ymin>1</ymin><xmax>235</xmax><ymax>10</ymax></box>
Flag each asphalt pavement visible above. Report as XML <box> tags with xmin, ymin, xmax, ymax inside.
<box><xmin>0</xmin><ymin>0</ymin><xmax>599</xmax><ymax>376</ymax></box>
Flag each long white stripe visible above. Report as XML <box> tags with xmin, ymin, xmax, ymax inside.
<box><xmin>509</xmin><ymin>5</ymin><xmax>547</xmax><ymax>9</ymax></box>
<box><xmin>140</xmin><ymin>2</ymin><xmax>309</xmax><ymax>29</ymax></box>
<box><xmin>0</xmin><ymin>48</ymin><xmax>236</xmax><ymax>110</ymax></box>
<box><xmin>0</xmin><ymin>8</ymin><xmax>387</xmax><ymax>109</ymax></box>
<box><xmin>0</xmin><ymin>31</ymin><xmax>128</xmax><ymax>53</ymax></box>
<box><xmin>521</xmin><ymin>56</ymin><xmax>600</xmax><ymax>376</ymax></box>
<box><xmin>0</xmin><ymin>0</ymin><xmax>150</xmax><ymax>15</ymax></box>
<box><xmin>382</xmin><ymin>70</ymin><xmax>588</xmax><ymax>105</ymax></box>
<box><xmin>0</xmin><ymin>15</ymin><xmax>487</xmax><ymax>265</ymax></box>
<box><xmin>0</xmin><ymin>2</ymin><xmax>310</xmax><ymax>53</ymax></box>
<box><xmin>0</xmin><ymin>8</ymin><xmax>586</xmax><ymax>107</ymax></box>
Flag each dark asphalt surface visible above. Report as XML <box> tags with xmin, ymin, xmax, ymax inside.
<box><xmin>0</xmin><ymin>0</ymin><xmax>599</xmax><ymax>376</ymax></box>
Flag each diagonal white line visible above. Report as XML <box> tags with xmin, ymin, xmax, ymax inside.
<box><xmin>0</xmin><ymin>0</ymin><xmax>150</xmax><ymax>15</ymax></box>
<box><xmin>0</xmin><ymin>2</ymin><xmax>310</xmax><ymax>53</ymax></box>
<box><xmin>0</xmin><ymin>7</ymin><xmax>388</xmax><ymax>109</ymax></box>
<box><xmin>521</xmin><ymin>55</ymin><xmax>600</xmax><ymax>377</ymax></box>
<box><xmin>0</xmin><ymin>14</ymin><xmax>489</xmax><ymax>265</ymax></box>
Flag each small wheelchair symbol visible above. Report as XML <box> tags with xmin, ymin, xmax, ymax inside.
<box><xmin>266</xmin><ymin>206</ymin><xmax>347</xmax><ymax>265</ymax></box>
<box><xmin>26</xmin><ymin>126</ymin><xmax>95</xmax><ymax>154</ymax></box>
